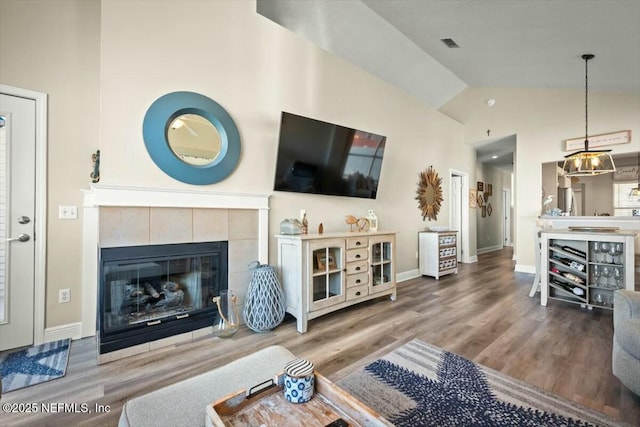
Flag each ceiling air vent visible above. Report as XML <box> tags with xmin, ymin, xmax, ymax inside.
<box><xmin>441</xmin><ymin>38</ymin><xmax>460</xmax><ymax>48</ymax></box>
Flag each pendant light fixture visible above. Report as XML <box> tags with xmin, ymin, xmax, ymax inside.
<box><xmin>562</xmin><ymin>54</ymin><xmax>616</xmax><ymax>176</ymax></box>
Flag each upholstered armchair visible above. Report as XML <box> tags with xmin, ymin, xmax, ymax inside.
<box><xmin>613</xmin><ymin>290</ymin><xmax>640</xmax><ymax>396</ymax></box>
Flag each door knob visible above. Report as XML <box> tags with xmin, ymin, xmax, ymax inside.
<box><xmin>18</xmin><ymin>216</ymin><xmax>31</xmax><ymax>224</ymax></box>
<box><xmin>6</xmin><ymin>233</ymin><xmax>30</xmax><ymax>242</ymax></box>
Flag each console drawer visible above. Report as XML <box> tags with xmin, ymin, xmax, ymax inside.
<box><xmin>346</xmin><ymin>272</ymin><xmax>369</xmax><ymax>288</ymax></box>
<box><xmin>346</xmin><ymin>260</ymin><xmax>369</xmax><ymax>275</ymax></box>
<box><xmin>346</xmin><ymin>247</ymin><xmax>368</xmax><ymax>262</ymax></box>
<box><xmin>346</xmin><ymin>237</ymin><xmax>368</xmax><ymax>249</ymax></box>
<box><xmin>346</xmin><ymin>284</ymin><xmax>369</xmax><ymax>300</ymax></box>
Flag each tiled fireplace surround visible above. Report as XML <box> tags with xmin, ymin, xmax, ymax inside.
<box><xmin>82</xmin><ymin>185</ymin><xmax>269</xmax><ymax>361</ymax></box>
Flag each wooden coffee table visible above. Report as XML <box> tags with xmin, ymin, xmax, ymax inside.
<box><xmin>206</xmin><ymin>372</ymin><xmax>392</xmax><ymax>427</ymax></box>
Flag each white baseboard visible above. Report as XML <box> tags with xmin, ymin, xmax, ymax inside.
<box><xmin>477</xmin><ymin>245</ymin><xmax>504</xmax><ymax>254</ymax></box>
<box><xmin>397</xmin><ymin>269</ymin><xmax>420</xmax><ymax>282</ymax></box>
<box><xmin>515</xmin><ymin>264</ymin><xmax>536</xmax><ymax>274</ymax></box>
<box><xmin>464</xmin><ymin>255</ymin><xmax>478</xmax><ymax>263</ymax></box>
<box><xmin>43</xmin><ymin>322</ymin><xmax>84</xmax><ymax>343</ymax></box>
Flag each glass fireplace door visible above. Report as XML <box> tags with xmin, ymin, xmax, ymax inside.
<box><xmin>99</xmin><ymin>241</ymin><xmax>227</xmax><ymax>355</ymax></box>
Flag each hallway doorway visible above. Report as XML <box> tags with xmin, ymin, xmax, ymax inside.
<box><xmin>450</xmin><ymin>169</ymin><xmax>470</xmax><ymax>263</ymax></box>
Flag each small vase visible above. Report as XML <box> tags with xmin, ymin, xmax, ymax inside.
<box><xmin>212</xmin><ymin>290</ymin><xmax>239</xmax><ymax>338</ymax></box>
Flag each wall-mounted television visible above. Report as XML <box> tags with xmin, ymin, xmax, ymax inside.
<box><xmin>273</xmin><ymin>112</ymin><xmax>387</xmax><ymax>199</ymax></box>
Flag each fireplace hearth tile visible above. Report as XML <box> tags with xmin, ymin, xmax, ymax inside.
<box><xmin>193</xmin><ymin>208</ymin><xmax>229</xmax><ymax>242</ymax></box>
<box><xmin>229</xmin><ymin>209</ymin><xmax>259</xmax><ymax>240</ymax></box>
<box><xmin>229</xmin><ymin>239</ymin><xmax>259</xmax><ymax>274</ymax></box>
<box><xmin>150</xmin><ymin>208</ymin><xmax>192</xmax><ymax>244</ymax></box>
<box><xmin>229</xmin><ymin>270</ymin><xmax>252</xmax><ymax>306</ymax></box>
<box><xmin>100</xmin><ymin>207</ymin><xmax>150</xmax><ymax>247</ymax></box>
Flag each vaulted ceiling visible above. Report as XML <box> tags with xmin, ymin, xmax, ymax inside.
<box><xmin>258</xmin><ymin>0</ymin><xmax>640</xmax><ymax>171</ymax></box>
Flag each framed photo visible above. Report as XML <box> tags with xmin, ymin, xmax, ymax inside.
<box><xmin>316</xmin><ymin>250</ymin><xmax>337</xmax><ymax>270</ymax></box>
<box><xmin>372</xmin><ymin>244</ymin><xmax>382</xmax><ymax>261</ymax></box>
<box><xmin>477</xmin><ymin>181</ymin><xmax>484</xmax><ymax>191</ymax></box>
<box><xmin>469</xmin><ymin>189</ymin><xmax>477</xmax><ymax>208</ymax></box>
<box><xmin>477</xmin><ymin>193</ymin><xmax>484</xmax><ymax>207</ymax></box>
<box><xmin>486</xmin><ymin>183</ymin><xmax>492</xmax><ymax>196</ymax></box>
<box><xmin>487</xmin><ymin>203</ymin><xmax>493</xmax><ymax>216</ymax></box>
<box><xmin>481</xmin><ymin>206</ymin><xmax>487</xmax><ymax>218</ymax></box>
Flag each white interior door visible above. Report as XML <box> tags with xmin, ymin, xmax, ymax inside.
<box><xmin>502</xmin><ymin>188</ymin><xmax>512</xmax><ymax>247</ymax></box>
<box><xmin>450</xmin><ymin>174</ymin><xmax>462</xmax><ymax>262</ymax></box>
<box><xmin>0</xmin><ymin>94</ymin><xmax>36</xmax><ymax>351</ymax></box>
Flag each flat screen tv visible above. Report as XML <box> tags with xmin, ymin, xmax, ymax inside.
<box><xmin>273</xmin><ymin>112</ymin><xmax>387</xmax><ymax>199</ymax></box>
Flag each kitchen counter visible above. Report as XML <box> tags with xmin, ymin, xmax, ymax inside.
<box><xmin>540</xmin><ymin>228</ymin><xmax>638</xmax><ymax>237</ymax></box>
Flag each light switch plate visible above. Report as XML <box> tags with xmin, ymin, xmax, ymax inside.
<box><xmin>59</xmin><ymin>205</ymin><xmax>78</xmax><ymax>219</ymax></box>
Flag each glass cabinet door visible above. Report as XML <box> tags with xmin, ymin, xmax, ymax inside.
<box><xmin>370</xmin><ymin>236</ymin><xmax>394</xmax><ymax>293</ymax></box>
<box><xmin>309</xmin><ymin>239</ymin><xmax>345</xmax><ymax>311</ymax></box>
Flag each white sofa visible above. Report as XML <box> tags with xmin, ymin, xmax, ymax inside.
<box><xmin>613</xmin><ymin>290</ymin><xmax>640</xmax><ymax>396</ymax></box>
<box><xmin>118</xmin><ymin>345</ymin><xmax>296</xmax><ymax>427</ymax></box>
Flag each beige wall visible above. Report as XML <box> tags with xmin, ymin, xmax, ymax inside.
<box><xmin>440</xmin><ymin>87</ymin><xmax>640</xmax><ymax>271</ymax></box>
<box><xmin>0</xmin><ymin>0</ymin><xmax>101</xmax><ymax>327</ymax></box>
<box><xmin>1</xmin><ymin>0</ymin><xmax>477</xmax><ymax>331</ymax></box>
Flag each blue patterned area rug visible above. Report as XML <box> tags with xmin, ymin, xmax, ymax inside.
<box><xmin>338</xmin><ymin>339</ymin><xmax>629</xmax><ymax>427</ymax></box>
<box><xmin>0</xmin><ymin>339</ymin><xmax>70</xmax><ymax>394</ymax></box>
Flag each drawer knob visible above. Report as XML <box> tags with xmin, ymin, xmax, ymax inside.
<box><xmin>355</xmin><ymin>291</ymin><xmax>361</xmax><ymax>296</ymax></box>
<box><xmin>355</xmin><ymin>266</ymin><xmax>361</xmax><ymax>271</ymax></box>
<box><xmin>355</xmin><ymin>254</ymin><xmax>361</xmax><ymax>259</ymax></box>
<box><xmin>356</xmin><ymin>279</ymin><xmax>361</xmax><ymax>284</ymax></box>
<box><xmin>356</xmin><ymin>241</ymin><xmax>361</xmax><ymax>246</ymax></box>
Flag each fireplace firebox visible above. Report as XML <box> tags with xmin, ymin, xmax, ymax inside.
<box><xmin>98</xmin><ymin>241</ymin><xmax>228</xmax><ymax>357</ymax></box>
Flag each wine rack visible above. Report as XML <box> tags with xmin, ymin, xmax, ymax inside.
<box><xmin>540</xmin><ymin>230</ymin><xmax>636</xmax><ymax>310</ymax></box>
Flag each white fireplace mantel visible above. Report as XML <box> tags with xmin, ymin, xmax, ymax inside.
<box><xmin>81</xmin><ymin>184</ymin><xmax>270</xmax><ymax>338</ymax></box>
<box><xmin>82</xmin><ymin>184</ymin><xmax>270</xmax><ymax>210</ymax></box>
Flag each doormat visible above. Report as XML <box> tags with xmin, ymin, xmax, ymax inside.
<box><xmin>338</xmin><ymin>339</ymin><xmax>630</xmax><ymax>427</ymax></box>
<box><xmin>0</xmin><ymin>338</ymin><xmax>70</xmax><ymax>394</ymax></box>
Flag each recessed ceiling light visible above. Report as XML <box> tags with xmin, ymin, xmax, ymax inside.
<box><xmin>492</xmin><ymin>155</ymin><xmax>499</xmax><ymax>159</ymax></box>
<box><xmin>440</xmin><ymin>38</ymin><xmax>460</xmax><ymax>48</ymax></box>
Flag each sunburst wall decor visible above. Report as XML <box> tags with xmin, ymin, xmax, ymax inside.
<box><xmin>416</xmin><ymin>165</ymin><xmax>443</xmax><ymax>221</ymax></box>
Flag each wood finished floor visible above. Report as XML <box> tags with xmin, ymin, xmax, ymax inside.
<box><xmin>2</xmin><ymin>247</ymin><xmax>639</xmax><ymax>426</ymax></box>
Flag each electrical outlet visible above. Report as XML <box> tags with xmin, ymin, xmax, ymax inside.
<box><xmin>59</xmin><ymin>205</ymin><xmax>78</xmax><ymax>219</ymax></box>
<box><xmin>59</xmin><ymin>289</ymin><xmax>70</xmax><ymax>303</ymax></box>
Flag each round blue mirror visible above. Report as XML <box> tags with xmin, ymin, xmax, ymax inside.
<box><xmin>143</xmin><ymin>91</ymin><xmax>241</xmax><ymax>184</ymax></box>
